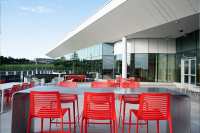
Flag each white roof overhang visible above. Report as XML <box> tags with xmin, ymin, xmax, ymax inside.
<box><xmin>46</xmin><ymin>0</ymin><xmax>199</xmax><ymax>58</ymax></box>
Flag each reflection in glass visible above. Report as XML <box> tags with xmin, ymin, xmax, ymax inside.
<box><xmin>184</xmin><ymin>76</ymin><xmax>188</xmax><ymax>83</ymax></box>
<box><xmin>168</xmin><ymin>54</ymin><xmax>175</xmax><ymax>82</ymax></box>
<box><xmin>135</xmin><ymin>54</ymin><xmax>148</xmax><ymax>82</ymax></box>
<box><xmin>191</xmin><ymin>76</ymin><xmax>195</xmax><ymax>85</ymax></box>
<box><xmin>184</xmin><ymin>60</ymin><xmax>188</xmax><ymax>74</ymax></box>
<box><xmin>114</xmin><ymin>54</ymin><xmax>122</xmax><ymax>78</ymax></box>
<box><xmin>158</xmin><ymin>54</ymin><xmax>167</xmax><ymax>82</ymax></box>
<box><xmin>175</xmin><ymin>54</ymin><xmax>182</xmax><ymax>82</ymax></box>
<box><xmin>103</xmin><ymin>43</ymin><xmax>114</xmax><ymax>55</ymax></box>
<box><xmin>191</xmin><ymin>60</ymin><xmax>195</xmax><ymax>74</ymax></box>
<box><xmin>148</xmin><ymin>54</ymin><xmax>157</xmax><ymax>82</ymax></box>
<box><xmin>103</xmin><ymin>55</ymin><xmax>114</xmax><ymax>79</ymax></box>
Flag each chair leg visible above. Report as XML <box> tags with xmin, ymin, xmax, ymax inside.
<box><xmin>49</xmin><ymin>118</ymin><xmax>51</xmax><ymax>131</ymax></box>
<box><xmin>41</xmin><ymin>118</ymin><xmax>43</xmax><ymax>132</ymax></box>
<box><xmin>73</xmin><ymin>101</ymin><xmax>76</xmax><ymax>133</ymax></box>
<box><xmin>61</xmin><ymin>117</ymin><xmax>63</xmax><ymax>133</ymax></box>
<box><xmin>122</xmin><ymin>102</ymin><xmax>126</xmax><ymax>133</ymax></box>
<box><xmin>168</xmin><ymin>118</ymin><xmax>173</xmax><ymax>133</ymax></box>
<box><xmin>118</xmin><ymin>96</ymin><xmax>122</xmax><ymax>127</ymax></box>
<box><xmin>10</xmin><ymin>98</ymin><xmax>12</xmax><ymax>109</ymax></box>
<box><xmin>56</xmin><ymin>118</ymin><xmax>58</xmax><ymax>126</ymax></box>
<box><xmin>84</xmin><ymin>119</ymin><xmax>87</xmax><ymax>133</ymax></box>
<box><xmin>136</xmin><ymin>118</ymin><xmax>139</xmax><ymax>133</ymax></box>
<box><xmin>27</xmin><ymin>115</ymin><xmax>31</xmax><ymax>133</ymax></box>
<box><xmin>81</xmin><ymin>117</ymin><xmax>84</xmax><ymax>133</ymax></box>
<box><xmin>68</xmin><ymin>109</ymin><xmax>71</xmax><ymax>133</ymax></box>
<box><xmin>147</xmin><ymin>120</ymin><xmax>148</xmax><ymax>133</ymax></box>
<box><xmin>129</xmin><ymin>110</ymin><xmax>132</xmax><ymax>133</ymax></box>
<box><xmin>76</xmin><ymin>96</ymin><xmax>80</xmax><ymax>127</ymax></box>
<box><xmin>157</xmin><ymin>120</ymin><xmax>159</xmax><ymax>133</ymax></box>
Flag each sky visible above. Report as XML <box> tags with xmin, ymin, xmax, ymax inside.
<box><xmin>1</xmin><ymin>0</ymin><xmax>110</xmax><ymax>60</ymax></box>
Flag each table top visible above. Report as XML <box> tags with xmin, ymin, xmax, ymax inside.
<box><xmin>16</xmin><ymin>86</ymin><xmax>188</xmax><ymax>96</ymax></box>
<box><xmin>1</xmin><ymin>82</ymin><xmax>23</xmax><ymax>90</ymax></box>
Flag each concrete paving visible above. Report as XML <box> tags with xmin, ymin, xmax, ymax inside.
<box><xmin>0</xmin><ymin>82</ymin><xmax>199</xmax><ymax>133</ymax></box>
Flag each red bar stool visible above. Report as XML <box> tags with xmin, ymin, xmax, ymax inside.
<box><xmin>67</xmin><ymin>75</ymin><xmax>74</xmax><ymax>81</ymax></box>
<box><xmin>21</xmin><ymin>83</ymin><xmax>28</xmax><ymax>90</ymax></box>
<box><xmin>129</xmin><ymin>77</ymin><xmax>135</xmax><ymax>83</ymax></box>
<box><xmin>107</xmin><ymin>80</ymin><xmax>115</xmax><ymax>86</ymax></box>
<box><xmin>27</xmin><ymin>91</ymin><xmax>71</xmax><ymax>133</ymax></box>
<box><xmin>81</xmin><ymin>92</ymin><xmax>117</xmax><ymax>133</ymax></box>
<box><xmin>29</xmin><ymin>81</ymin><xmax>35</xmax><ymax>88</ymax></box>
<box><xmin>0</xmin><ymin>80</ymin><xmax>5</xmax><ymax>84</ymax></box>
<box><xmin>79</xmin><ymin>75</ymin><xmax>85</xmax><ymax>82</ymax></box>
<box><xmin>110</xmin><ymin>83</ymin><xmax>120</xmax><ymax>87</ymax></box>
<box><xmin>74</xmin><ymin>75</ymin><xmax>80</xmax><ymax>82</ymax></box>
<box><xmin>129</xmin><ymin>93</ymin><xmax>173</xmax><ymax>133</ymax></box>
<box><xmin>58</xmin><ymin>81</ymin><xmax>79</xmax><ymax>133</ymax></box>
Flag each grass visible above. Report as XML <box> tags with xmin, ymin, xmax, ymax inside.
<box><xmin>0</xmin><ymin>64</ymin><xmax>54</xmax><ymax>71</ymax></box>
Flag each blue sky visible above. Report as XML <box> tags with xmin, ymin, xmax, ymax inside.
<box><xmin>1</xmin><ymin>0</ymin><xmax>109</xmax><ymax>60</ymax></box>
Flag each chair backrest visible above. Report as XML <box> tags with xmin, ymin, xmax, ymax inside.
<box><xmin>74</xmin><ymin>75</ymin><xmax>79</xmax><ymax>79</ymax></box>
<box><xmin>83</xmin><ymin>92</ymin><xmax>115</xmax><ymax>120</ymax></box>
<box><xmin>29</xmin><ymin>91</ymin><xmax>62</xmax><ymax>118</ymax></box>
<box><xmin>137</xmin><ymin>78</ymin><xmax>140</xmax><ymax>83</ymax></box>
<box><xmin>122</xmin><ymin>82</ymin><xmax>140</xmax><ymax>89</ymax></box>
<box><xmin>59</xmin><ymin>81</ymin><xmax>77</xmax><ymax>87</ymax></box>
<box><xmin>21</xmin><ymin>83</ymin><xmax>29</xmax><ymax>90</ymax></box>
<box><xmin>91</xmin><ymin>82</ymin><xmax>109</xmax><ymax>88</ymax></box>
<box><xmin>0</xmin><ymin>80</ymin><xmax>5</xmax><ymax>84</ymax></box>
<box><xmin>120</xmin><ymin>78</ymin><xmax>127</xmax><ymax>83</ymax></box>
<box><xmin>29</xmin><ymin>81</ymin><xmax>35</xmax><ymax>88</ymax></box>
<box><xmin>80</xmin><ymin>75</ymin><xmax>85</xmax><ymax>79</ymax></box>
<box><xmin>107</xmin><ymin>80</ymin><xmax>115</xmax><ymax>84</ymax></box>
<box><xmin>116</xmin><ymin>77</ymin><xmax>120</xmax><ymax>83</ymax></box>
<box><xmin>10</xmin><ymin>84</ymin><xmax>21</xmax><ymax>97</ymax></box>
<box><xmin>68</xmin><ymin>75</ymin><xmax>73</xmax><ymax>79</ymax></box>
<box><xmin>138</xmin><ymin>93</ymin><xmax>171</xmax><ymax>120</ymax></box>
<box><xmin>129</xmin><ymin>77</ymin><xmax>135</xmax><ymax>83</ymax></box>
<box><xmin>110</xmin><ymin>83</ymin><xmax>120</xmax><ymax>87</ymax></box>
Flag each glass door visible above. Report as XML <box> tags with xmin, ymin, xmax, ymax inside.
<box><xmin>182</xmin><ymin>58</ymin><xmax>196</xmax><ymax>85</ymax></box>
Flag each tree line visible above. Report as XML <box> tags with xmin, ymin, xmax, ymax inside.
<box><xmin>0</xmin><ymin>56</ymin><xmax>33</xmax><ymax>65</ymax></box>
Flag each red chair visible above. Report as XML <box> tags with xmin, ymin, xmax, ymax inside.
<box><xmin>91</xmin><ymin>82</ymin><xmax>109</xmax><ymax>88</ymax></box>
<box><xmin>116</xmin><ymin>77</ymin><xmax>120</xmax><ymax>83</ymax></box>
<box><xmin>59</xmin><ymin>81</ymin><xmax>79</xmax><ymax>133</ymax></box>
<box><xmin>68</xmin><ymin>75</ymin><xmax>74</xmax><ymax>80</ymax></box>
<box><xmin>129</xmin><ymin>93</ymin><xmax>173</xmax><ymax>133</ymax></box>
<box><xmin>27</xmin><ymin>91</ymin><xmax>71</xmax><ymax>133</ymax></box>
<box><xmin>120</xmin><ymin>78</ymin><xmax>127</xmax><ymax>83</ymax></box>
<box><xmin>74</xmin><ymin>75</ymin><xmax>80</xmax><ymax>82</ymax></box>
<box><xmin>129</xmin><ymin>77</ymin><xmax>135</xmax><ymax>83</ymax></box>
<box><xmin>0</xmin><ymin>80</ymin><xmax>5</xmax><ymax>84</ymax></box>
<box><xmin>4</xmin><ymin>84</ymin><xmax>21</xmax><ymax>109</ymax></box>
<box><xmin>29</xmin><ymin>81</ymin><xmax>35</xmax><ymax>88</ymax></box>
<box><xmin>110</xmin><ymin>83</ymin><xmax>120</xmax><ymax>87</ymax></box>
<box><xmin>81</xmin><ymin>92</ymin><xmax>117</xmax><ymax>133</ymax></box>
<box><xmin>119</xmin><ymin>82</ymin><xmax>141</xmax><ymax>133</ymax></box>
<box><xmin>21</xmin><ymin>83</ymin><xmax>28</xmax><ymax>90</ymax></box>
<box><xmin>107</xmin><ymin>80</ymin><xmax>115</xmax><ymax>85</ymax></box>
<box><xmin>79</xmin><ymin>75</ymin><xmax>85</xmax><ymax>82</ymax></box>
<box><xmin>137</xmin><ymin>78</ymin><xmax>140</xmax><ymax>83</ymax></box>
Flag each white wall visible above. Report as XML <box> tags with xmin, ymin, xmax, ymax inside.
<box><xmin>114</xmin><ymin>38</ymin><xmax>176</xmax><ymax>55</ymax></box>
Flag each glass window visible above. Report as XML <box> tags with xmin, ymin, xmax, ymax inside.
<box><xmin>191</xmin><ymin>60</ymin><xmax>195</xmax><ymax>75</ymax></box>
<box><xmin>103</xmin><ymin>43</ymin><xmax>114</xmax><ymax>55</ymax></box>
<box><xmin>184</xmin><ymin>60</ymin><xmax>188</xmax><ymax>74</ymax></box>
<box><xmin>127</xmin><ymin>53</ymin><xmax>135</xmax><ymax>78</ymax></box>
<box><xmin>176</xmin><ymin>37</ymin><xmax>182</xmax><ymax>53</ymax></box>
<box><xmin>148</xmin><ymin>53</ymin><xmax>157</xmax><ymax>82</ymax></box>
<box><xmin>197</xmin><ymin>30</ymin><xmax>199</xmax><ymax>49</ymax></box>
<box><xmin>168</xmin><ymin>54</ymin><xmax>175</xmax><ymax>82</ymax></box>
<box><xmin>99</xmin><ymin>43</ymin><xmax>102</xmax><ymax>55</ymax></box>
<box><xmin>157</xmin><ymin>54</ymin><xmax>167</xmax><ymax>82</ymax></box>
<box><xmin>135</xmin><ymin>54</ymin><xmax>148</xmax><ymax>82</ymax></box>
<box><xmin>95</xmin><ymin>44</ymin><xmax>99</xmax><ymax>57</ymax></box>
<box><xmin>103</xmin><ymin>55</ymin><xmax>114</xmax><ymax>79</ymax></box>
<box><xmin>182</xmin><ymin>31</ymin><xmax>197</xmax><ymax>52</ymax></box>
<box><xmin>114</xmin><ymin>54</ymin><xmax>122</xmax><ymax>79</ymax></box>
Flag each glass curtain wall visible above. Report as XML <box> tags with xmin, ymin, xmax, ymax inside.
<box><xmin>114</xmin><ymin>54</ymin><xmax>122</xmax><ymax>78</ymax></box>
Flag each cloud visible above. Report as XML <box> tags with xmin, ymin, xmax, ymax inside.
<box><xmin>2</xmin><ymin>1</ymin><xmax>7</xmax><ymax>4</ymax></box>
<box><xmin>19</xmin><ymin>6</ymin><xmax>55</xmax><ymax>13</ymax></box>
<box><xmin>1</xmin><ymin>49</ymin><xmax>7</xmax><ymax>52</ymax></box>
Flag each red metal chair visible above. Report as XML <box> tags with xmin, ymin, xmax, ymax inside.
<box><xmin>137</xmin><ymin>78</ymin><xmax>140</xmax><ymax>83</ymax></box>
<box><xmin>129</xmin><ymin>77</ymin><xmax>135</xmax><ymax>83</ymax></box>
<box><xmin>107</xmin><ymin>80</ymin><xmax>115</xmax><ymax>86</ymax></box>
<box><xmin>129</xmin><ymin>93</ymin><xmax>173</xmax><ymax>133</ymax></box>
<box><xmin>119</xmin><ymin>82</ymin><xmax>141</xmax><ymax>133</ymax></box>
<box><xmin>81</xmin><ymin>92</ymin><xmax>117</xmax><ymax>133</ymax></box>
<box><xmin>91</xmin><ymin>82</ymin><xmax>109</xmax><ymax>88</ymax></box>
<box><xmin>74</xmin><ymin>75</ymin><xmax>80</xmax><ymax>82</ymax></box>
<box><xmin>4</xmin><ymin>84</ymin><xmax>21</xmax><ymax>109</ymax></box>
<box><xmin>27</xmin><ymin>91</ymin><xmax>71</xmax><ymax>133</ymax></box>
<box><xmin>79</xmin><ymin>75</ymin><xmax>85</xmax><ymax>82</ymax></box>
<box><xmin>120</xmin><ymin>78</ymin><xmax>127</xmax><ymax>83</ymax></box>
<box><xmin>59</xmin><ymin>81</ymin><xmax>79</xmax><ymax>133</ymax></box>
<box><xmin>116</xmin><ymin>77</ymin><xmax>120</xmax><ymax>83</ymax></box>
<box><xmin>110</xmin><ymin>83</ymin><xmax>120</xmax><ymax>87</ymax></box>
<box><xmin>68</xmin><ymin>75</ymin><xmax>74</xmax><ymax>80</ymax></box>
<box><xmin>21</xmin><ymin>83</ymin><xmax>28</xmax><ymax>90</ymax></box>
<box><xmin>29</xmin><ymin>81</ymin><xmax>35</xmax><ymax>88</ymax></box>
<box><xmin>0</xmin><ymin>80</ymin><xmax>5</xmax><ymax>84</ymax></box>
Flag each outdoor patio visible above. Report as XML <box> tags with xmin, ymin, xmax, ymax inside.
<box><xmin>1</xmin><ymin>82</ymin><xmax>199</xmax><ymax>133</ymax></box>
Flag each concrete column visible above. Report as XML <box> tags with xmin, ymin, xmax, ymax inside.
<box><xmin>122</xmin><ymin>37</ymin><xmax>127</xmax><ymax>79</ymax></box>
